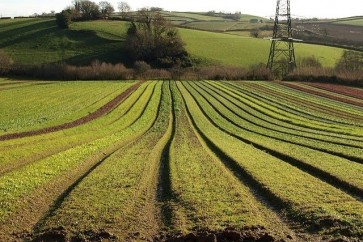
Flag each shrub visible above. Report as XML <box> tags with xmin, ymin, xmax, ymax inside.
<box><xmin>56</xmin><ymin>10</ymin><xmax>72</xmax><ymax>29</ymax></box>
<box><xmin>298</xmin><ymin>56</ymin><xmax>322</xmax><ymax>68</ymax></box>
<box><xmin>125</xmin><ymin>9</ymin><xmax>191</xmax><ymax>68</ymax></box>
<box><xmin>134</xmin><ymin>61</ymin><xmax>151</xmax><ymax>79</ymax></box>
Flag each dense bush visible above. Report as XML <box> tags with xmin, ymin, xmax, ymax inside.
<box><xmin>56</xmin><ymin>10</ymin><xmax>72</xmax><ymax>29</ymax></box>
<box><xmin>125</xmin><ymin>8</ymin><xmax>192</xmax><ymax>68</ymax></box>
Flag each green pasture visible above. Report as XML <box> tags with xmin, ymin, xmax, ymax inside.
<box><xmin>179</xmin><ymin>28</ymin><xmax>343</xmax><ymax>67</ymax></box>
<box><xmin>335</xmin><ymin>17</ymin><xmax>363</xmax><ymax>26</ymax></box>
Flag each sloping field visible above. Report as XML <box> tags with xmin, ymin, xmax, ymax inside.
<box><xmin>335</xmin><ymin>17</ymin><xmax>363</xmax><ymax>26</ymax></box>
<box><xmin>179</xmin><ymin>28</ymin><xmax>343</xmax><ymax>67</ymax></box>
<box><xmin>0</xmin><ymin>79</ymin><xmax>363</xmax><ymax>241</ymax></box>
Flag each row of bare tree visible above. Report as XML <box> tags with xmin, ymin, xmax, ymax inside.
<box><xmin>56</xmin><ymin>1</ymin><xmax>132</xmax><ymax>28</ymax></box>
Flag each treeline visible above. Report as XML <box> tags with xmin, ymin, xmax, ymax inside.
<box><xmin>56</xmin><ymin>0</ymin><xmax>119</xmax><ymax>28</ymax></box>
<box><xmin>206</xmin><ymin>11</ymin><xmax>242</xmax><ymax>21</ymax></box>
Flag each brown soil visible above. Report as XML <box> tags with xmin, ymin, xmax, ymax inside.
<box><xmin>155</xmin><ymin>227</ymin><xmax>278</xmax><ymax>242</ymax></box>
<box><xmin>280</xmin><ymin>82</ymin><xmax>363</xmax><ymax>108</ymax></box>
<box><xmin>32</xmin><ymin>227</ymin><xmax>280</xmax><ymax>242</ymax></box>
<box><xmin>32</xmin><ymin>227</ymin><xmax>117</xmax><ymax>242</ymax></box>
<box><xmin>302</xmin><ymin>82</ymin><xmax>363</xmax><ymax>100</ymax></box>
<box><xmin>0</xmin><ymin>81</ymin><xmax>143</xmax><ymax>141</ymax></box>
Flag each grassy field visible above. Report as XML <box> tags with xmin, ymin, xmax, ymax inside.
<box><xmin>335</xmin><ymin>17</ymin><xmax>363</xmax><ymax>26</ymax></box>
<box><xmin>0</xmin><ymin>18</ymin><xmax>344</xmax><ymax>68</ymax></box>
<box><xmin>0</xmin><ymin>18</ymin><xmax>129</xmax><ymax>65</ymax></box>
<box><xmin>0</xmin><ymin>78</ymin><xmax>363</xmax><ymax>241</ymax></box>
<box><xmin>179</xmin><ymin>28</ymin><xmax>343</xmax><ymax>67</ymax></box>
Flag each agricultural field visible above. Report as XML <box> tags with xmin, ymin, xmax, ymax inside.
<box><xmin>0</xmin><ymin>78</ymin><xmax>363</xmax><ymax>241</ymax></box>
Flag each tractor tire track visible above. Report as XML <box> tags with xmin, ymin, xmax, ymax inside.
<box><xmin>157</xmin><ymin>81</ymin><xmax>177</xmax><ymax>230</ymax></box>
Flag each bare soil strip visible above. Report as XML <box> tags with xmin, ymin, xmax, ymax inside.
<box><xmin>279</xmin><ymin>82</ymin><xmax>363</xmax><ymax>108</ymax></box>
<box><xmin>157</xmin><ymin>81</ymin><xmax>177</xmax><ymax>230</ymax></box>
<box><xmin>302</xmin><ymin>82</ymin><xmax>363</xmax><ymax>100</ymax></box>
<box><xmin>0</xmin><ymin>81</ymin><xmax>143</xmax><ymax>141</ymax></box>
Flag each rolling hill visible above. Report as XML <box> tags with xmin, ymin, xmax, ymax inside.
<box><xmin>0</xmin><ymin>16</ymin><xmax>346</xmax><ymax>68</ymax></box>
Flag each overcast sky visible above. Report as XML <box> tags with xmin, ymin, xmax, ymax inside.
<box><xmin>1</xmin><ymin>0</ymin><xmax>362</xmax><ymax>19</ymax></box>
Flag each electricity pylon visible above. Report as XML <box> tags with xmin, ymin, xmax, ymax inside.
<box><xmin>267</xmin><ymin>0</ymin><xmax>297</xmax><ymax>78</ymax></box>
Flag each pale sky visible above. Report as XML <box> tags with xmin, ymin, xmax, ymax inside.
<box><xmin>1</xmin><ymin>0</ymin><xmax>362</xmax><ymax>19</ymax></box>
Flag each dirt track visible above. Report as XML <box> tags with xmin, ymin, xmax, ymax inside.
<box><xmin>0</xmin><ymin>81</ymin><xmax>142</xmax><ymax>141</ymax></box>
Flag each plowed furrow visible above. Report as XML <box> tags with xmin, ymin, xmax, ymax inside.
<box><xmin>280</xmin><ymin>82</ymin><xmax>363</xmax><ymax>108</ymax></box>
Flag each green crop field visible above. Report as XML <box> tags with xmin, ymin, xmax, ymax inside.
<box><xmin>0</xmin><ymin>78</ymin><xmax>363</xmax><ymax>241</ymax></box>
<box><xmin>0</xmin><ymin>18</ymin><xmax>344</xmax><ymax>68</ymax></box>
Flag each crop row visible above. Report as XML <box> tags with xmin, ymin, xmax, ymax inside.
<box><xmin>235</xmin><ymin>82</ymin><xmax>363</xmax><ymax>125</ymax></box>
<box><xmin>198</xmin><ymin>81</ymin><xmax>363</xmax><ymax>149</ymax></box>
<box><xmin>303</xmin><ymin>82</ymin><xmax>363</xmax><ymax>99</ymax></box>
<box><xmin>0</xmin><ymin>81</ymin><xmax>135</xmax><ymax>134</ymax></box>
<box><xmin>0</xmin><ymin>81</ymin><xmax>162</xmax><ymax>240</ymax></box>
<box><xmin>212</xmin><ymin>81</ymin><xmax>363</xmax><ymax>136</ymax></box>
<box><xmin>1</xmin><ymin>80</ymin><xmax>363</xmax><ymax>241</ymax></box>
<box><xmin>278</xmin><ymin>82</ymin><xmax>363</xmax><ymax>108</ymax></box>
<box><xmin>178</xmin><ymin>81</ymin><xmax>363</xmax><ymax>238</ymax></box>
<box><xmin>184</xmin><ymin>81</ymin><xmax>363</xmax><ymax>193</ymax></box>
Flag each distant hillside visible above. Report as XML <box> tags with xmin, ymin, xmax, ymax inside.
<box><xmin>293</xmin><ymin>16</ymin><xmax>363</xmax><ymax>51</ymax></box>
<box><xmin>0</xmin><ymin>17</ymin><xmax>345</xmax><ymax>68</ymax></box>
<box><xmin>334</xmin><ymin>16</ymin><xmax>363</xmax><ymax>26</ymax></box>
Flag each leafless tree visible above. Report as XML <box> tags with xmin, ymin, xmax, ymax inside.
<box><xmin>118</xmin><ymin>1</ymin><xmax>131</xmax><ymax>19</ymax></box>
<box><xmin>99</xmin><ymin>1</ymin><xmax>114</xmax><ymax>19</ymax></box>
